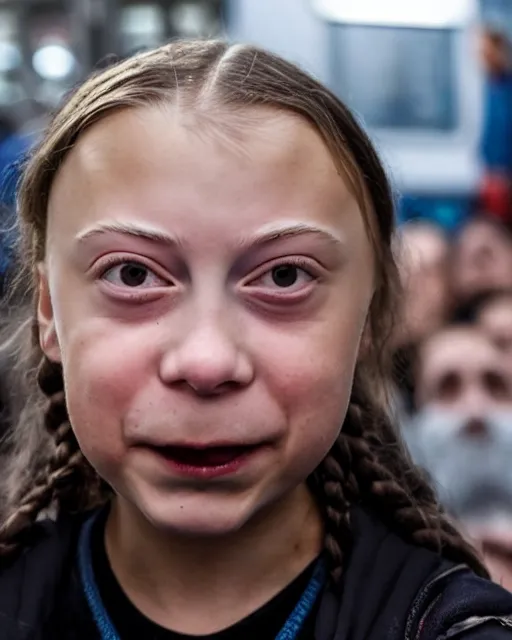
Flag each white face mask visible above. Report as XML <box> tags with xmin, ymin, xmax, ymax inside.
<box><xmin>403</xmin><ymin>407</ymin><xmax>512</xmax><ymax>526</ymax></box>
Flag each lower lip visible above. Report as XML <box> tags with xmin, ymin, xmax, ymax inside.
<box><xmin>144</xmin><ymin>445</ymin><xmax>265</xmax><ymax>479</ymax></box>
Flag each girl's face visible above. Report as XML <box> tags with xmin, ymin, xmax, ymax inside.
<box><xmin>39</xmin><ymin>106</ymin><xmax>375</xmax><ymax>536</ymax></box>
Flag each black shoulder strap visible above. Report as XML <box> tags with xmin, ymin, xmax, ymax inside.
<box><xmin>404</xmin><ymin>564</ymin><xmax>468</xmax><ymax>639</ymax></box>
<box><xmin>316</xmin><ymin>508</ymin><xmax>449</xmax><ymax>640</ymax></box>
<box><xmin>414</xmin><ymin>565</ymin><xmax>512</xmax><ymax>639</ymax></box>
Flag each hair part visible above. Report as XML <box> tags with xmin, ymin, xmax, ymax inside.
<box><xmin>0</xmin><ymin>39</ymin><xmax>488</xmax><ymax>580</ymax></box>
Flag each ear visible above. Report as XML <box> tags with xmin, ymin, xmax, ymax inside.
<box><xmin>37</xmin><ymin>264</ymin><xmax>61</xmax><ymax>362</ymax></box>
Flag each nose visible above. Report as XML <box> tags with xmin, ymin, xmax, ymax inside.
<box><xmin>159</xmin><ymin>316</ymin><xmax>254</xmax><ymax>396</ymax></box>
<box><xmin>452</xmin><ymin>383</ymin><xmax>496</xmax><ymax>420</ymax></box>
<box><xmin>460</xmin><ymin>415</ymin><xmax>490</xmax><ymax>440</ymax></box>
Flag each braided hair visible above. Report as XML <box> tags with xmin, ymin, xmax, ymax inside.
<box><xmin>312</xmin><ymin>372</ymin><xmax>489</xmax><ymax>581</ymax></box>
<box><xmin>0</xmin><ymin>40</ymin><xmax>489</xmax><ymax>580</ymax></box>
<box><xmin>0</xmin><ymin>354</ymin><xmax>107</xmax><ymax>557</ymax></box>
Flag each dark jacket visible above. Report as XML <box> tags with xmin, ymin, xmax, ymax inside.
<box><xmin>0</xmin><ymin>508</ymin><xmax>511</xmax><ymax>639</ymax></box>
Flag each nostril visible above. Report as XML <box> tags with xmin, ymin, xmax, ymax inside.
<box><xmin>461</xmin><ymin>417</ymin><xmax>490</xmax><ymax>439</ymax></box>
<box><xmin>180</xmin><ymin>378</ymin><xmax>243</xmax><ymax>397</ymax></box>
<box><xmin>196</xmin><ymin>383</ymin><xmax>235</xmax><ymax>397</ymax></box>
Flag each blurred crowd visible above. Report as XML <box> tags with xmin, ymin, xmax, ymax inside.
<box><xmin>391</xmin><ymin>27</ymin><xmax>512</xmax><ymax>589</ymax></box>
<box><xmin>1</xmin><ymin>23</ymin><xmax>512</xmax><ymax>590</ymax></box>
<box><xmin>396</xmin><ymin>216</ymin><xmax>512</xmax><ymax>588</ymax></box>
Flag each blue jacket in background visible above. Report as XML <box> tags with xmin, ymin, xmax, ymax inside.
<box><xmin>480</xmin><ymin>72</ymin><xmax>512</xmax><ymax>173</ymax></box>
<box><xmin>0</xmin><ymin>132</ymin><xmax>32</xmax><ymax>276</ymax></box>
<box><xmin>0</xmin><ymin>132</ymin><xmax>32</xmax><ymax>207</ymax></box>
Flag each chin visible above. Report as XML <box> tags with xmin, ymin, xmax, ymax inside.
<box><xmin>135</xmin><ymin>490</ymin><xmax>262</xmax><ymax>538</ymax></box>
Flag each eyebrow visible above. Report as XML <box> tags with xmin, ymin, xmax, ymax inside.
<box><xmin>76</xmin><ymin>221</ymin><xmax>179</xmax><ymax>246</ymax></box>
<box><xmin>239</xmin><ymin>223</ymin><xmax>345</xmax><ymax>250</ymax></box>
<box><xmin>75</xmin><ymin>221</ymin><xmax>344</xmax><ymax>250</ymax></box>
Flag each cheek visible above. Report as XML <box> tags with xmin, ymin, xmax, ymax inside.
<box><xmin>265</xmin><ymin>334</ymin><xmax>355</xmax><ymax>410</ymax></box>
<box><xmin>255</xmin><ymin>300</ymin><xmax>367</xmax><ymax>457</ymax></box>
<box><xmin>264</xmin><ymin>342</ymin><xmax>354</xmax><ymax>482</ymax></box>
<box><xmin>60</xmin><ymin>320</ymin><xmax>158</xmax><ymax>470</ymax></box>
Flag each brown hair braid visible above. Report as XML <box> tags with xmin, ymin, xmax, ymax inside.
<box><xmin>0</xmin><ymin>356</ymin><xmax>106</xmax><ymax>557</ymax></box>
<box><xmin>0</xmin><ymin>39</ymin><xmax>488</xmax><ymax>579</ymax></box>
<box><xmin>310</xmin><ymin>437</ymin><xmax>356</xmax><ymax>583</ymax></box>
<box><xmin>313</xmin><ymin>373</ymin><xmax>489</xmax><ymax>581</ymax></box>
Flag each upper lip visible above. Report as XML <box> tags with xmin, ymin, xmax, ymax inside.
<box><xmin>135</xmin><ymin>440</ymin><xmax>272</xmax><ymax>450</ymax></box>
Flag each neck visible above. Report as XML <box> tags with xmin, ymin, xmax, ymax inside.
<box><xmin>105</xmin><ymin>485</ymin><xmax>324</xmax><ymax>634</ymax></box>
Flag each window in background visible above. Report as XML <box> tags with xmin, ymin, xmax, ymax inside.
<box><xmin>0</xmin><ymin>9</ymin><xmax>24</xmax><ymax>107</ymax></box>
<box><xmin>480</xmin><ymin>0</ymin><xmax>512</xmax><ymax>38</ymax></box>
<box><xmin>328</xmin><ymin>24</ymin><xmax>457</xmax><ymax>131</ymax></box>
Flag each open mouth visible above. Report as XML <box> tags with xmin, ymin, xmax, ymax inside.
<box><xmin>143</xmin><ymin>442</ymin><xmax>266</xmax><ymax>478</ymax></box>
<box><xmin>157</xmin><ymin>444</ymin><xmax>258</xmax><ymax>468</ymax></box>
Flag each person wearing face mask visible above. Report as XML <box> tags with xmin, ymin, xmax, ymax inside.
<box><xmin>404</xmin><ymin>325</ymin><xmax>512</xmax><ymax>589</ymax></box>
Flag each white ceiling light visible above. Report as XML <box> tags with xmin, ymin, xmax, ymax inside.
<box><xmin>312</xmin><ymin>0</ymin><xmax>478</xmax><ymax>28</ymax></box>
<box><xmin>32</xmin><ymin>44</ymin><xmax>76</xmax><ymax>80</ymax></box>
<box><xmin>170</xmin><ymin>2</ymin><xmax>211</xmax><ymax>36</ymax></box>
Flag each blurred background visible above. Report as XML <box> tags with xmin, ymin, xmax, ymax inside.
<box><xmin>2</xmin><ymin>0</ymin><xmax>512</xmax><ymax>589</ymax></box>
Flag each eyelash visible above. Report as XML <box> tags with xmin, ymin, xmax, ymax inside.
<box><xmin>245</xmin><ymin>257</ymin><xmax>318</xmax><ymax>285</ymax></box>
<box><xmin>94</xmin><ymin>255</ymin><xmax>320</xmax><ymax>299</ymax></box>
<box><xmin>95</xmin><ymin>255</ymin><xmax>172</xmax><ymax>288</ymax></box>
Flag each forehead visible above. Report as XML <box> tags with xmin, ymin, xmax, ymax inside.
<box><xmin>47</xmin><ymin>105</ymin><xmax>362</xmax><ymax>244</ymax></box>
<box><xmin>401</xmin><ymin>226</ymin><xmax>447</xmax><ymax>267</ymax></box>
<box><xmin>421</xmin><ymin>331</ymin><xmax>501</xmax><ymax>377</ymax></box>
<box><xmin>458</xmin><ymin>222</ymin><xmax>510</xmax><ymax>253</ymax></box>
